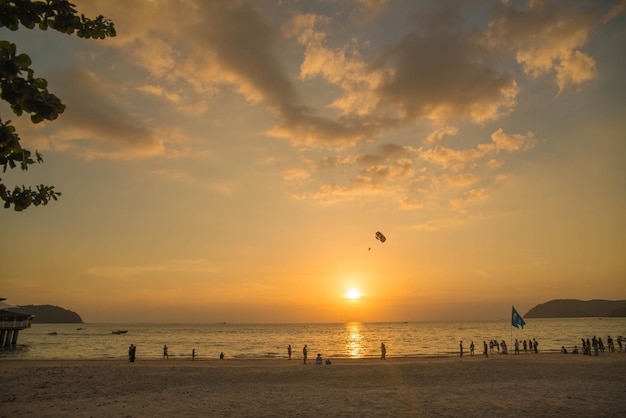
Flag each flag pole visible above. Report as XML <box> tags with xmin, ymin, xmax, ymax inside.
<box><xmin>511</xmin><ymin>305</ymin><xmax>526</xmax><ymax>358</ymax></box>
<box><xmin>510</xmin><ymin>305</ymin><xmax>513</xmax><ymax>359</ymax></box>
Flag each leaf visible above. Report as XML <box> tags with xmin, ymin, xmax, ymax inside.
<box><xmin>13</xmin><ymin>53</ymin><xmax>32</xmax><ymax>68</ymax></box>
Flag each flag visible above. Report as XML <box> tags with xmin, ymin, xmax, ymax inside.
<box><xmin>512</xmin><ymin>305</ymin><xmax>526</xmax><ymax>329</ymax></box>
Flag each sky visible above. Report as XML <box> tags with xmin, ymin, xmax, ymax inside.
<box><xmin>1</xmin><ymin>0</ymin><xmax>625</xmax><ymax>323</ymax></box>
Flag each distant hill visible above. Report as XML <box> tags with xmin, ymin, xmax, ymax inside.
<box><xmin>525</xmin><ymin>299</ymin><xmax>626</xmax><ymax>318</ymax></box>
<box><xmin>10</xmin><ymin>304</ymin><xmax>83</xmax><ymax>323</ymax></box>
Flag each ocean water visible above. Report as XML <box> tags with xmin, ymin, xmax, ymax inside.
<box><xmin>2</xmin><ymin>318</ymin><xmax>625</xmax><ymax>361</ymax></box>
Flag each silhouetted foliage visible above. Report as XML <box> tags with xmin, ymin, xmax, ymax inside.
<box><xmin>0</xmin><ymin>0</ymin><xmax>115</xmax><ymax>211</ymax></box>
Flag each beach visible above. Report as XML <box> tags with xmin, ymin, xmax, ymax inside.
<box><xmin>2</xmin><ymin>354</ymin><xmax>625</xmax><ymax>417</ymax></box>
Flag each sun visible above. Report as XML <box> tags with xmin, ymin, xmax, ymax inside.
<box><xmin>345</xmin><ymin>288</ymin><xmax>361</xmax><ymax>300</ymax></box>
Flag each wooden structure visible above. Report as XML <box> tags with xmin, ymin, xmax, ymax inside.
<box><xmin>0</xmin><ymin>298</ymin><xmax>34</xmax><ymax>347</ymax></box>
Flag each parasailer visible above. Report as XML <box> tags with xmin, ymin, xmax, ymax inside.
<box><xmin>369</xmin><ymin>231</ymin><xmax>386</xmax><ymax>250</ymax></box>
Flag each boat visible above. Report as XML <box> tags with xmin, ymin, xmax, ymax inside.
<box><xmin>112</xmin><ymin>330</ymin><xmax>128</xmax><ymax>334</ymax></box>
<box><xmin>49</xmin><ymin>331</ymin><xmax>57</xmax><ymax>335</ymax></box>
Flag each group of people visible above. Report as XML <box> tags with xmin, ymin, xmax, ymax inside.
<box><xmin>459</xmin><ymin>339</ymin><xmax>539</xmax><ymax>357</ymax></box>
<box><xmin>127</xmin><ymin>344</ymin><xmax>227</xmax><ymax>362</ymax></box>
<box><xmin>130</xmin><ymin>334</ymin><xmax>625</xmax><ymax>362</ymax></box>
<box><xmin>563</xmin><ymin>335</ymin><xmax>623</xmax><ymax>356</ymax></box>
<box><xmin>459</xmin><ymin>340</ymin><xmax>476</xmax><ymax>357</ymax></box>
<box><xmin>292</xmin><ymin>342</ymin><xmax>388</xmax><ymax>364</ymax></box>
<box><xmin>487</xmin><ymin>338</ymin><xmax>538</xmax><ymax>354</ymax></box>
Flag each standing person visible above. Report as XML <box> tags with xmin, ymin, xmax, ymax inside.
<box><xmin>483</xmin><ymin>341</ymin><xmax>488</xmax><ymax>357</ymax></box>
<box><xmin>533</xmin><ymin>338</ymin><xmax>538</xmax><ymax>354</ymax></box>
<box><xmin>128</xmin><ymin>344</ymin><xmax>134</xmax><ymax>362</ymax></box>
<box><xmin>163</xmin><ymin>344</ymin><xmax>169</xmax><ymax>359</ymax></box>
<box><xmin>130</xmin><ymin>344</ymin><xmax>136</xmax><ymax>363</ymax></box>
<box><xmin>302</xmin><ymin>344</ymin><xmax>308</xmax><ymax>364</ymax></box>
<box><xmin>381</xmin><ymin>342</ymin><xmax>386</xmax><ymax>360</ymax></box>
<box><xmin>192</xmin><ymin>348</ymin><xmax>195</xmax><ymax>360</ymax></box>
<box><xmin>288</xmin><ymin>344</ymin><xmax>292</xmax><ymax>360</ymax></box>
<box><xmin>470</xmin><ymin>341</ymin><xmax>475</xmax><ymax>356</ymax></box>
<box><xmin>514</xmin><ymin>339</ymin><xmax>520</xmax><ymax>355</ymax></box>
<box><xmin>459</xmin><ymin>340</ymin><xmax>463</xmax><ymax>357</ymax></box>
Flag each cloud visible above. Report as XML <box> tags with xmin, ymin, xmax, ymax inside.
<box><xmin>419</xmin><ymin>128</ymin><xmax>535</xmax><ymax>170</ymax></box>
<box><xmin>43</xmin><ymin>69</ymin><xmax>168</xmax><ymax>159</ymax></box>
<box><xmin>73</xmin><ymin>1</ymin><xmax>591</xmax><ymax>154</ymax></box>
<box><xmin>446</xmin><ymin>173</ymin><xmax>480</xmax><ymax>187</ymax></box>
<box><xmin>487</xmin><ymin>159</ymin><xmax>503</xmax><ymax>169</ymax></box>
<box><xmin>427</xmin><ymin>126</ymin><xmax>458</xmax><ymax>143</ymax></box>
<box><xmin>603</xmin><ymin>0</ymin><xmax>626</xmax><ymax>23</ymax></box>
<box><xmin>281</xmin><ymin>168</ymin><xmax>312</xmax><ymax>182</ymax></box>
<box><xmin>287</xmin><ymin>13</ymin><xmax>390</xmax><ymax>119</ymax></box>
<box><xmin>419</xmin><ymin>144</ymin><xmax>492</xmax><ymax>171</ymax></box>
<box><xmin>555</xmin><ymin>51</ymin><xmax>597</xmax><ymax>93</ymax></box>
<box><xmin>31</xmin><ymin>1</ymin><xmax>607</xmax><ymax>214</ymax></box>
<box><xmin>484</xmin><ymin>0</ymin><xmax>605</xmax><ymax>92</ymax></box>
<box><xmin>375</xmin><ymin>27</ymin><xmax>518</xmax><ymax>124</ymax></box>
<box><xmin>490</xmin><ymin>128</ymin><xmax>535</xmax><ymax>152</ymax></box>
<box><xmin>136</xmin><ymin>85</ymin><xmax>181</xmax><ymax>104</ymax></box>
<box><xmin>351</xmin><ymin>0</ymin><xmax>390</xmax><ymax>19</ymax></box>
<box><xmin>284</xmin><ymin>6</ymin><xmax>519</xmax><ymax>144</ymax></box>
<box><xmin>286</xmin><ymin>124</ymin><xmax>535</xmax><ymax>211</ymax></box>
<box><xmin>450</xmin><ymin>188</ymin><xmax>488</xmax><ymax>212</ymax></box>
<box><xmin>288</xmin><ymin>143</ymin><xmax>419</xmax><ymax>203</ymax></box>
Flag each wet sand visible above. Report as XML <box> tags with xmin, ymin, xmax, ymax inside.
<box><xmin>1</xmin><ymin>353</ymin><xmax>624</xmax><ymax>417</ymax></box>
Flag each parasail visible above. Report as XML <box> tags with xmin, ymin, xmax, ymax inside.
<box><xmin>375</xmin><ymin>231</ymin><xmax>386</xmax><ymax>243</ymax></box>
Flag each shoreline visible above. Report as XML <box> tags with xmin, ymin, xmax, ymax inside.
<box><xmin>0</xmin><ymin>350</ymin><xmax>579</xmax><ymax>364</ymax></box>
<box><xmin>2</xmin><ymin>346</ymin><xmax>583</xmax><ymax>362</ymax></box>
<box><xmin>3</xmin><ymin>354</ymin><xmax>624</xmax><ymax>416</ymax></box>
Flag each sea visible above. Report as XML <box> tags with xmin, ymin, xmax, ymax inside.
<box><xmin>2</xmin><ymin>318</ymin><xmax>625</xmax><ymax>361</ymax></box>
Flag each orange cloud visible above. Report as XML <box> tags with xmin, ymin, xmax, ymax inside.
<box><xmin>450</xmin><ymin>188</ymin><xmax>488</xmax><ymax>212</ymax></box>
<box><xmin>484</xmin><ymin>0</ymin><xmax>610</xmax><ymax>92</ymax></box>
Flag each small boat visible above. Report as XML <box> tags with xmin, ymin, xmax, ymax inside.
<box><xmin>112</xmin><ymin>330</ymin><xmax>128</xmax><ymax>334</ymax></box>
<box><xmin>49</xmin><ymin>331</ymin><xmax>57</xmax><ymax>335</ymax></box>
<box><xmin>76</xmin><ymin>327</ymin><xmax>84</xmax><ymax>331</ymax></box>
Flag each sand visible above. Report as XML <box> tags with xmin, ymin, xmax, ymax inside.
<box><xmin>1</xmin><ymin>353</ymin><xmax>624</xmax><ymax>417</ymax></box>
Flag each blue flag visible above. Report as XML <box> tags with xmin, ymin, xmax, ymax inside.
<box><xmin>512</xmin><ymin>306</ymin><xmax>526</xmax><ymax>329</ymax></box>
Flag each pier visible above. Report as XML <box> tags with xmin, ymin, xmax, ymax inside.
<box><xmin>0</xmin><ymin>298</ymin><xmax>34</xmax><ymax>347</ymax></box>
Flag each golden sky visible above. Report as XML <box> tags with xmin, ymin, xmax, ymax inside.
<box><xmin>2</xmin><ymin>0</ymin><xmax>625</xmax><ymax>323</ymax></box>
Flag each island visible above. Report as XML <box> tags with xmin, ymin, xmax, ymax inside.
<box><xmin>524</xmin><ymin>299</ymin><xmax>626</xmax><ymax>318</ymax></box>
<box><xmin>9</xmin><ymin>304</ymin><xmax>83</xmax><ymax>323</ymax></box>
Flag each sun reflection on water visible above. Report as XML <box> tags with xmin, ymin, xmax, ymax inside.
<box><xmin>345</xmin><ymin>322</ymin><xmax>364</xmax><ymax>358</ymax></box>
